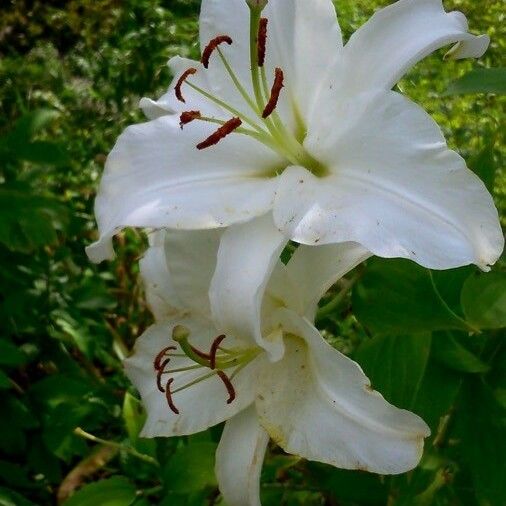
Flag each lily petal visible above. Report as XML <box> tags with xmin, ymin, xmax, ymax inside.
<box><xmin>199</xmin><ymin>0</ymin><xmax>343</xmax><ymax>123</ymax></box>
<box><xmin>124</xmin><ymin>320</ymin><xmax>258</xmax><ymax>437</ymax></box>
<box><xmin>215</xmin><ymin>406</ymin><xmax>269</xmax><ymax>506</ymax></box>
<box><xmin>86</xmin><ymin>114</ymin><xmax>279</xmax><ymax>263</ymax></box>
<box><xmin>341</xmin><ymin>0</ymin><xmax>489</xmax><ymax>93</ymax></box>
<box><xmin>287</xmin><ymin>243</ymin><xmax>371</xmax><ymax>320</ymax></box>
<box><xmin>140</xmin><ymin>57</ymin><xmax>222</xmax><ymax>120</ymax></box>
<box><xmin>140</xmin><ymin>231</ymin><xmax>182</xmax><ymax>320</ymax></box>
<box><xmin>209</xmin><ymin>214</ymin><xmax>288</xmax><ymax>361</ymax></box>
<box><xmin>278</xmin><ymin>92</ymin><xmax>504</xmax><ymax>270</ymax></box>
<box><xmin>257</xmin><ymin>309</ymin><xmax>430</xmax><ymax>474</ymax></box>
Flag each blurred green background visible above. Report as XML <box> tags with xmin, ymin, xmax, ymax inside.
<box><xmin>0</xmin><ymin>0</ymin><xmax>504</xmax><ymax>505</ymax></box>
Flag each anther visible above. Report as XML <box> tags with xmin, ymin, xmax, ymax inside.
<box><xmin>165</xmin><ymin>378</ymin><xmax>180</xmax><ymax>414</ymax></box>
<box><xmin>209</xmin><ymin>335</ymin><xmax>227</xmax><ymax>370</ymax></box>
<box><xmin>201</xmin><ymin>35</ymin><xmax>233</xmax><ymax>69</ymax></box>
<box><xmin>217</xmin><ymin>371</ymin><xmax>236</xmax><ymax>404</ymax></box>
<box><xmin>257</xmin><ymin>18</ymin><xmax>268</xmax><ymax>67</ymax></box>
<box><xmin>180</xmin><ymin>110</ymin><xmax>201</xmax><ymax>129</ymax></box>
<box><xmin>196</xmin><ymin>117</ymin><xmax>242</xmax><ymax>150</ymax></box>
<box><xmin>156</xmin><ymin>359</ymin><xmax>171</xmax><ymax>393</ymax></box>
<box><xmin>262</xmin><ymin>67</ymin><xmax>284</xmax><ymax>118</ymax></box>
<box><xmin>175</xmin><ymin>68</ymin><xmax>197</xmax><ymax>103</ymax></box>
<box><xmin>154</xmin><ymin>346</ymin><xmax>176</xmax><ymax>371</ymax></box>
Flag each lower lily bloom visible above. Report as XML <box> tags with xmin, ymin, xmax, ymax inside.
<box><xmin>125</xmin><ymin>216</ymin><xmax>430</xmax><ymax>505</ymax></box>
<box><xmin>88</xmin><ymin>0</ymin><xmax>503</xmax><ymax>274</ymax></box>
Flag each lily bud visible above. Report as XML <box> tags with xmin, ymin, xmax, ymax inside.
<box><xmin>246</xmin><ymin>0</ymin><xmax>268</xmax><ymax>10</ymax></box>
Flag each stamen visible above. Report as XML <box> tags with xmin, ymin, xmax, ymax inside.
<box><xmin>217</xmin><ymin>371</ymin><xmax>236</xmax><ymax>404</ymax></box>
<box><xmin>209</xmin><ymin>334</ymin><xmax>227</xmax><ymax>370</ymax></box>
<box><xmin>262</xmin><ymin>67</ymin><xmax>284</xmax><ymax>118</ymax></box>
<box><xmin>175</xmin><ymin>68</ymin><xmax>197</xmax><ymax>103</ymax></box>
<box><xmin>257</xmin><ymin>18</ymin><xmax>268</xmax><ymax>67</ymax></box>
<box><xmin>154</xmin><ymin>346</ymin><xmax>176</xmax><ymax>371</ymax></box>
<box><xmin>156</xmin><ymin>358</ymin><xmax>171</xmax><ymax>393</ymax></box>
<box><xmin>180</xmin><ymin>110</ymin><xmax>201</xmax><ymax>129</ymax></box>
<box><xmin>165</xmin><ymin>379</ymin><xmax>180</xmax><ymax>414</ymax></box>
<box><xmin>190</xmin><ymin>345</ymin><xmax>211</xmax><ymax>361</ymax></box>
<box><xmin>196</xmin><ymin>117</ymin><xmax>242</xmax><ymax>150</ymax></box>
<box><xmin>201</xmin><ymin>35</ymin><xmax>233</xmax><ymax>69</ymax></box>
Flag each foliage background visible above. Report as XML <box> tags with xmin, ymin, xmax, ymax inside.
<box><xmin>0</xmin><ymin>0</ymin><xmax>504</xmax><ymax>505</ymax></box>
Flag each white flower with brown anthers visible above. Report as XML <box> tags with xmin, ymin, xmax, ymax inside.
<box><xmin>125</xmin><ymin>218</ymin><xmax>429</xmax><ymax>506</ymax></box>
<box><xmin>88</xmin><ymin>0</ymin><xmax>503</xmax><ymax>274</ymax></box>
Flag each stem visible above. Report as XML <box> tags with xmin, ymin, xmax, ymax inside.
<box><xmin>316</xmin><ymin>275</ymin><xmax>360</xmax><ymax>322</ymax></box>
<box><xmin>74</xmin><ymin>428</ymin><xmax>159</xmax><ymax>467</ymax></box>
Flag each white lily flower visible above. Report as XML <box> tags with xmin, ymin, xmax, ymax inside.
<box><xmin>125</xmin><ymin>216</ymin><xmax>430</xmax><ymax>505</ymax></box>
<box><xmin>87</xmin><ymin>0</ymin><xmax>503</xmax><ymax>272</ymax></box>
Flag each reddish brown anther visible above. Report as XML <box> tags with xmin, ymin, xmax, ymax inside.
<box><xmin>156</xmin><ymin>359</ymin><xmax>171</xmax><ymax>393</ymax></box>
<box><xmin>175</xmin><ymin>68</ymin><xmax>197</xmax><ymax>103</ymax></box>
<box><xmin>257</xmin><ymin>18</ymin><xmax>268</xmax><ymax>67</ymax></box>
<box><xmin>165</xmin><ymin>378</ymin><xmax>180</xmax><ymax>414</ymax></box>
<box><xmin>179</xmin><ymin>110</ymin><xmax>202</xmax><ymax>129</ymax></box>
<box><xmin>154</xmin><ymin>346</ymin><xmax>177</xmax><ymax>371</ymax></box>
<box><xmin>209</xmin><ymin>335</ymin><xmax>227</xmax><ymax>370</ymax></box>
<box><xmin>262</xmin><ymin>67</ymin><xmax>284</xmax><ymax>118</ymax></box>
<box><xmin>217</xmin><ymin>371</ymin><xmax>236</xmax><ymax>404</ymax></box>
<box><xmin>196</xmin><ymin>117</ymin><xmax>242</xmax><ymax>150</ymax></box>
<box><xmin>201</xmin><ymin>35</ymin><xmax>233</xmax><ymax>69</ymax></box>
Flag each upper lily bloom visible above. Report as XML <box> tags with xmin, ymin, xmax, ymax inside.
<box><xmin>87</xmin><ymin>0</ymin><xmax>503</xmax><ymax>271</ymax></box>
<box><xmin>125</xmin><ymin>217</ymin><xmax>429</xmax><ymax>505</ymax></box>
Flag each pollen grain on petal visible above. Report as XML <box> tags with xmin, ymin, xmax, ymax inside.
<box><xmin>201</xmin><ymin>35</ymin><xmax>233</xmax><ymax>69</ymax></box>
<box><xmin>196</xmin><ymin>117</ymin><xmax>242</xmax><ymax>150</ymax></box>
<box><xmin>262</xmin><ymin>67</ymin><xmax>284</xmax><ymax>118</ymax></box>
<box><xmin>175</xmin><ymin>68</ymin><xmax>197</xmax><ymax>103</ymax></box>
<box><xmin>179</xmin><ymin>110</ymin><xmax>202</xmax><ymax>129</ymax></box>
<box><xmin>257</xmin><ymin>18</ymin><xmax>268</xmax><ymax>67</ymax></box>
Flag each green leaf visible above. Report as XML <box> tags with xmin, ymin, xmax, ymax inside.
<box><xmin>445</xmin><ymin>68</ymin><xmax>506</xmax><ymax>95</ymax></box>
<box><xmin>0</xmin><ymin>371</ymin><xmax>10</xmax><ymax>390</ymax></box>
<box><xmin>20</xmin><ymin>141</ymin><xmax>69</xmax><ymax>166</ymax></box>
<box><xmin>432</xmin><ymin>332</ymin><xmax>489</xmax><ymax>374</ymax></box>
<box><xmin>0</xmin><ymin>340</ymin><xmax>27</xmax><ymax>367</ymax></box>
<box><xmin>354</xmin><ymin>333</ymin><xmax>432</xmax><ymax>410</ymax></box>
<box><xmin>458</xmin><ymin>381</ymin><xmax>506</xmax><ymax>504</ymax></box>
<box><xmin>63</xmin><ymin>476</ymin><xmax>137</xmax><ymax>506</ymax></box>
<box><xmin>461</xmin><ymin>272</ymin><xmax>506</xmax><ymax>329</ymax></box>
<box><xmin>0</xmin><ymin>487</ymin><xmax>37</xmax><ymax>506</ymax></box>
<box><xmin>163</xmin><ymin>442</ymin><xmax>217</xmax><ymax>494</ymax></box>
<box><xmin>353</xmin><ymin>259</ymin><xmax>469</xmax><ymax>334</ymax></box>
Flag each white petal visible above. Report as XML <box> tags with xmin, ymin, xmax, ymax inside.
<box><xmin>286</xmin><ymin>243</ymin><xmax>371</xmax><ymax>320</ymax></box>
<box><xmin>277</xmin><ymin>92</ymin><xmax>504</xmax><ymax>270</ymax></box>
<box><xmin>163</xmin><ymin>229</ymin><xmax>222</xmax><ymax>320</ymax></box>
<box><xmin>341</xmin><ymin>0</ymin><xmax>489</xmax><ymax>93</ymax></box>
<box><xmin>264</xmin><ymin>0</ymin><xmax>343</xmax><ymax>121</ymax></box>
<box><xmin>199</xmin><ymin>0</ymin><xmax>342</xmax><ymax>125</ymax></box>
<box><xmin>124</xmin><ymin>320</ymin><xmax>259</xmax><ymax>437</ymax></box>
<box><xmin>86</xmin><ymin>115</ymin><xmax>279</xmax><ymax>263</ymax></box>
<box><xmin>209</xmin><ymin>214</ymin><xmax>287</xmax><ymax>360</ymax></box>
<box><xmin>140</xmin><ymin>57</ymin><xmax>222</xmax><ymax>119</ymax></box>
<box><xmin>215</xmin><ymin>406</ymin><xmax>269</xmax><ymax>506</ymax></box>
<box><xmin>140</xmin><ymin>231</ymin><xmax>183</xmax><ymax>321</ymax></box>
<box><xmin>256</xmin><ymin>309</ymin><xmax>430</xmax><ymax>474</ymax></box>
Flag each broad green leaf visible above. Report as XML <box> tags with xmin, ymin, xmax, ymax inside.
<box><xmin>63</xmin><ymin>476</ymin><xmax>137</xmax><ymax>506</ymax></box>
<box><xmin>163</xmin><ymin>442</ymin><xmax>217</xmax><ymax>494</ymax></box>
<box><xmin>445</xmin><ymin>68</ymin><xmax>506</xmax><ymax>95</ymax></box>
<box><xmin>354</xmin><ymin>333</ymin><xmax>431</xmax><ymax>410</ymax></box>
<box><xmin>458</xmin><ymin>381</ymin><xmax>506</xmax><ymax>505</ymax></box>
<box><xmin>461</xmin><ymin>272</ymin><xmax>506</xmax><ymax>329</ymax></box>
<box><xmin>0</xmin><ymin>340</ymin><xmax>27</xmax><ymax>367</ymax></box>
<box><xmin>432</xmin><ymin>332</ymin><xmax>489</xmax><ymax>374</ymax></box>
<box><xmin>353</xmin><ymin>259</ymin><xmax>469</xmax><ymax>334</ymax></box>
<box><xmin>20</xmin><ymin>141</ymin><xmax>69</xmax><ymax>166</ymax></box>
<box><xmin>306</xmin><ymin>463</ymin><xmax>387</xmax><ymax>504</ymax></box>
<box><xmin>0</xmin><ymin>487</ymin><xmax>37</xmax><ymax>506</ymax></box>
<box><xmin>0</xmin><ymin>371</ymin><xmax>10</xmax><ymax>390</ymax></box>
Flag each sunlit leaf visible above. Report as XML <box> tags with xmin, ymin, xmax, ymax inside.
<box><xmin>445</xmin><ymin>68</ymin><xmax>506</xmax><ymax>95</ymax></box>
<box><xmin>63</xmin><ymin>476</ymin><xmax>137</xmax><ymax>506</ymax></box>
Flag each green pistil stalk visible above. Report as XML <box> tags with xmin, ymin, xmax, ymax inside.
<box><xmin>172</xmin><ymin>334</ymin><xmax>211</xmax><ymax>368</ymax></box>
